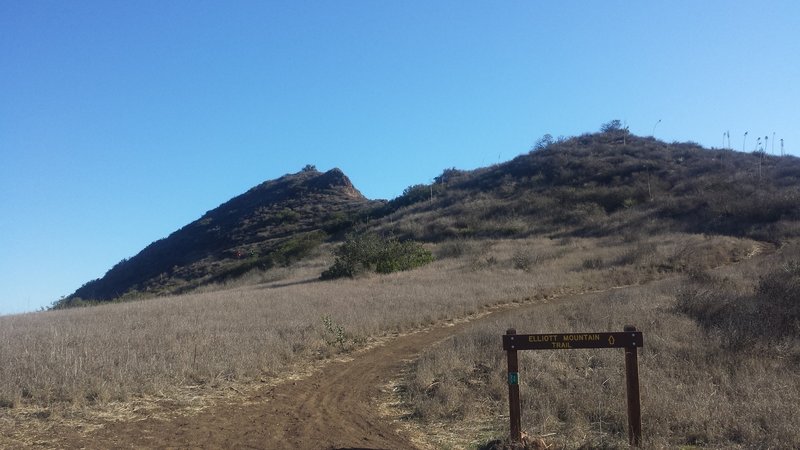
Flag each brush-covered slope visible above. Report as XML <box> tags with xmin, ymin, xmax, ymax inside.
<box><xmin>63</xmin><ymin>167</ymin><xmax>375</xmax><ymax>304</ymax></box>
<box><xmin>376</xmin><ymin>130</ymin><xmax>800</xmax><ymax>242</ymax></box>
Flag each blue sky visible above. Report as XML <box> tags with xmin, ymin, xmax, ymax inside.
<box><xmin>1</xmin><ymin>1</ymin><xmax>798</xmax><ymax>315</ymax></box>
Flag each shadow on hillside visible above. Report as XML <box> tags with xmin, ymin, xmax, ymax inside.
<box><xmin>257</xmin><ymin>277</ymin><xmax>322</xmax><ymax>290</ymax></box>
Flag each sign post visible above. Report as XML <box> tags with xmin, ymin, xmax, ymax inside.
<box><xmin>502</xmin><ymin>326</ymin><xmax>644</xmax><ymax>447</ymax></box>
<box><xmin>506</xmin><ymin>328</ymin><xmax>521</xmax><ymax>442</ymax></box>
<box><xmin>624</xmin><ymin>325</ymin><xmax>642</xmax><ymax>447</ymax></box>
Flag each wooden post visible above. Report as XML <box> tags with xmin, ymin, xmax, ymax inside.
<box><xmin>506</xmin><ymin>328</ymin><xmax>522</xmax><ymax>443</ymax></box>
<box><xmin>624</xmin><ymin>325</ymin><xmax>642</xmax><ymax>447</ymax></box>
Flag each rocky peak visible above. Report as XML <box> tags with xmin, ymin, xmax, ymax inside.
<box><xmin>306</xmin><ymin>168</ymin><xmax>364</xmax><ymax>199</ymax></box>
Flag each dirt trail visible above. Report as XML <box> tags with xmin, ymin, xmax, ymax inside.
<box><xmin>54</xmin><ymin>309</ymin><xmax>506</xmax><ymax>450</ymax></box>
<box><xmin>37</xmin><ymin>279</ymin><xmax>715</xmax><ymax>449</ymax></box>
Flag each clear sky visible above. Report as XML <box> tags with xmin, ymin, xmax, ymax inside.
<box><xmin>2</xmin><ymin>1</ymin><xmax>798</xmax><ymax>315</ymax></box>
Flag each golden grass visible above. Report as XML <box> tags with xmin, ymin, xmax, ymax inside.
<box><xmin>399</xmin><ymin>241</ymin><xmax>800</xmax><ymax>449</ymax></box>
<box><xmin>0</xmin><ymin>233</ymin><xmax>759</xmax><ymax>447</ymax></box>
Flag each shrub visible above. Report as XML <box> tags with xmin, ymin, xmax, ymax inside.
<box><xmin>512</xmin><ymin>250</ymin><xmax>533</xmax><ymax>271</ymax></box>
<box><xmin>676</xmin><ymin>261</ymin><xmax>800</xmax><ymax>348</ymax></box>
<box><xmin>531</xmin><ymin>133</ymin><xmax>554</xmax><ymax>151</ymax></box>
<box><xmin>404</xmin><ymin>184</ymin><xmax>430</xmax><ymax>201</ymax></box>
<box><xmin>275</xmin><ymin>208</ymin><xmax>300</xmax><ymax>223</ymax></box>
<box><xmin>322</xmin><ymin>211</ymin><xmax>357</xmax><ymax>235</ymax></box>
<box><xmin>320</xmin><ymin>233</ymin><xmax>381</xmax><ymax>279</ymax></box>
<box><xmin>375</xmin><ymin>239</ymin><xmax>435</xmax><ymax>274</ymax></box>
<box><xmin>752</xmin><ymin>261</ymin><xmax>800</xmax><ymax>338</ymax></box>
<box><xmin>320</xmin><ymin>314</ymin><xmax>348</xmax><ymax>350</ymax></box>
<box><xmin>389</xmin><ymin>182</ymin><xmax>449</xmax><ymax>210</ymax></box>
<box><xmin>51</xmin><ymin>297</ymin><xmax>102</xmax><ymax>309</ymax></box>
<box><xmin>321</xmin><ymin>233</ymin><xmax>434</xmax><ymax>279</ymax></box>
<box><xmin>581</xmin><ymin>257</ymin><xmax>604</xmax><ymax>270</ymax></box>
<box><xmin>436</xmin><ymin>239</ymin><xmax>473</xmax><ymax>259</ymax></box>
<box><xmin>600</xmin><ymin>119</ymin><xmax>625</xmax><ymax>133</ymax></box>
<box><xmin>434</xmin><ymin>167</ymin><xmax>465</xmax><ymax>184</ymax></box>
<box><xmin>272</xmin><ymin>230</ymin><xmax>327</xmax><ymax>266</ymax></box>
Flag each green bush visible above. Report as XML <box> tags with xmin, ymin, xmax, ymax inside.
<box><xmin>375</xmin><ymin>239</ymin><xmax>435</xmax><ymax>274</ymax></box>
<box><xmin>321</xmin><ymin>233</ymin><xmax>434</xmax><ymax>279</ymax></box>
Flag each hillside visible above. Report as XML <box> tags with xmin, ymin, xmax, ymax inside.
<box><xmin>375</xmin><ymin>130</ymin><xmax>800</xmax><ymax>242</ymax></box>
<box><xmin>61</xmin><ymin>127</ymin><xmax>800</xmax><ymax>305</ymax></box>
<box><xmin>62</xmin><ymin>167</ymin><xmax>376</xmax><ymax>304</ymax></box>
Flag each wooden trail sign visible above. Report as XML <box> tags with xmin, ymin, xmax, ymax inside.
<box><xmin>503</xmin><ymin>331</ymin><xmax>643</xmax><ymax>351</ymax></box>
<box><xmin>504</xmin><ymin>326</ymin><xmax>644</xmax><ymax>447</ymax></box>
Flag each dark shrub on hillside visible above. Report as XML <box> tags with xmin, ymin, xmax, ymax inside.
<box><xmin>674</xmin><ymin>272</ymin><xmax>738</xmax><ymax>332</ymax></box>
<box><xmin>321</xmin><ymin>233</ymin><xmax>381</xmax><ymax>279</ymax></box>
<box><xmin>676</xmin><ymin>262</ymin><xmax>800</xmax><ymax>347</ymax></box>
<box><xmin>392</xmin><ymin>184</ymin><xmax>431</xmax><ymax>207</ymax></box>
<box><xmin>321</xmin><ymin>233</ymin><xmax>433</xmax><ymax>279</ymax></box>
<box><xmin>753</xmin><ymin>261</ymin><xmax>800</xmax><ymax>336</ymax></box>
<box><xmin>600</xmin><ymin>119</ymin><xmax>625</xmax><ymax>133</ymax></box>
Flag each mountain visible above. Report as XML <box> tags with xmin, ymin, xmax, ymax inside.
<box><xmin>65</xmin><ymin>167</ymin><xmax>377</xmax><ymax>304</ymax></box>
<box><xmin>61</xmin><ymin>128</ymin><xmax>800</xmax><ymax>306</ymax></box>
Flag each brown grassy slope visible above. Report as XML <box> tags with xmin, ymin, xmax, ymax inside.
<box><xmin>400</xmin><ymin>241</ymin><xmax>800</xmax><ymax>450</ymax></box>
<box><xmin>0</xmin><ymin>234</ymin><xmax>752</xmax><ymax>413</ymax></box>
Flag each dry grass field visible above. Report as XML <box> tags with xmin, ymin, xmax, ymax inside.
<box><xmin>0</xmin><ymin>232</ymin><xmax>783</xmax><ymax>448</ymax></box>
<box><xmin>400</xmin><ymin>241</ymin><xmax>800</xmax><ymax>449</ymax></box>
